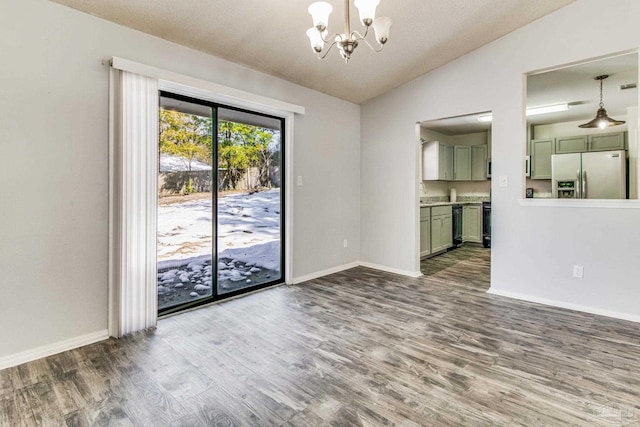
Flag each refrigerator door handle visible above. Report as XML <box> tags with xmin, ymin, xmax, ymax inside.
<box><xmin>576</xmin><ymin>169</ymin><xmax>581</xmax><ymax>198</ymax></box>
<box><xmin>582</xmin><ymin>169</ymin><xmax>587</xmax><ymax>199</ymax></box>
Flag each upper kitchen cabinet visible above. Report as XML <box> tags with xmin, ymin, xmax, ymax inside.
<box><xmin>555</xmin><ymin>135</ymin><xmax>587</xmax><ymax>154</ymax></box>
<box><xmin>453</xmin><ymin>146</ymin><xmax>471</xmax><ymax>181</ymax></box>
<box><xmin>555</xmin><ymin>132</ymin><xmax>625</xmax><ymax>154</ymax></box>
<box><xmin>529</xmin><ymin>138</ymin><xmax>554</xmax><ymax>180</ymax></box>
<box><xmin>588</xmin><ymin>132</ymin><xmax>626</xmax><ymax>152</ymax></box>
<box><xmin>471</xmin><ymin>145</ymin><xmax>488</xmax><ymax>181</ymax></box>
<box><xmin>423</xmin><ymin>142</ymin><xmax>487</xmax><ymax>181</ymax></box>
<box><xmin>422</xmin><ymin>140</ymin><xmax>454</xmax><ymax>180</ymax></box>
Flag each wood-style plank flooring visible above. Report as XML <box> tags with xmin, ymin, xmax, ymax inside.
<box><xmin>2</xmin><ymin>246</ymin><xmax>640</xmax><ymax>426</ymax></box>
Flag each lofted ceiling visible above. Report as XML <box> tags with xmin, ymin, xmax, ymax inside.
<box><xmin>50</xmin><ymin>0</ymin><xmax>574</xmax><ymax>104</ymax></box>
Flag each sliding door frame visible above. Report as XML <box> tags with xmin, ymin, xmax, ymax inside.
<box><xmin>158</xmin><ymin>90</ymin><xmax>287</xmax><ymax>316</ymax></box>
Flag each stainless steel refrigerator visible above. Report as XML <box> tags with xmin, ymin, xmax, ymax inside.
<box><xmin>551</xmin><ymin>150</ymin><xmax>626</xmax><ymax>199</ymax></box>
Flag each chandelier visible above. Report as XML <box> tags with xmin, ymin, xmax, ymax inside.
<box><xmin>305</xmin><ymin>0</ymin><xmax>392</xmax><ymax>63</ymax></box>
<box><xmin>579</xmin><ymin>74</ymin><xmax>626</xmax><ymax>129</ymax></box>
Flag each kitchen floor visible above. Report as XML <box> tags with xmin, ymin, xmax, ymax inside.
<box><xmin>421</xmin><ymin>244</ymin><xmax>491</xmax><ymax>292</ymax></box>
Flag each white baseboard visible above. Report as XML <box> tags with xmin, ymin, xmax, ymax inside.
<box><xmin>0</xmin><ymin>329</ymin><xmax>109</xmax><ymax>370</ymax></box>
<box><xmin>358</xmin><ymin>262</ymin><xmax>423</xmax><ymax>278</ymax></box>
<box><xmin>488</xmin><ymin>288</ymin><xmax>640</xmax><ymax>324</ymax></box>
<box><xmin>292</xmin><ymin>262</ymin><xmax>360</xmax><ymax>284</ymax></box>
<box><xmin>293</xmin><ymin>261</ymin><xmax>422</xmax><ymax>285</ymax></box>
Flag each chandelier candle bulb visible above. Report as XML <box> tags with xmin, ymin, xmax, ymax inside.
<box><xmin>306</xmin><ymin>28</ymin><xmax>325</xmax><ymax>52</ymax></box>
<box><xmin>354</xmin><ymin>0</ymin><xmax>380</xmax><ymax>26</ymax></box>
<box><xmin>371</xmin><ymin>16</ymin><xmax>392</xmax><ymax>44</ymax></box>
<box><xmin>308</xmin><ymin>1</ymin><xmax>333</xmax><ymax>31</ymax></box>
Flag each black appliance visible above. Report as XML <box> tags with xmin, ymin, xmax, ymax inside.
<box><xmin>452</xmin><ymin>204</ymin><xmax>463</xmax><ymax>247</ymax></box>
<box><xmin>482</xmin><ymin>201</ymin><xmax>491</xmax><ymax>248</ymax></box>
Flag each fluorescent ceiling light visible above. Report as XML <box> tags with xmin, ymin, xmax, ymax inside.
<box><xmin>476</xmin><ymin>103</ymin><xmax>569</xmax><ymax>122</ymax></box>
<box><xmin>527</xmin><ymin>103</ymin><xmax>569</xmax><ymax>116</ymax></box>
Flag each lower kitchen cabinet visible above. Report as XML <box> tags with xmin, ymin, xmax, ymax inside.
<box><xmin>420</xmin><ymin>207</ymin><xmax>431</xmax><ymax>257</ymax></box>
<box><xmin>431</xmin><ymin>206</ymin><xmax>452</xmax><ymax>253</ymax></box>
<box><xmin>462</xmin><ymin>205</ymin><xmax>482</xmax><ymax>243</ymax></box>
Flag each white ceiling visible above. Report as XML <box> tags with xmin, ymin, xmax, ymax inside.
<box><xmin>50</xmin><ymin>0</ymin><xmax>575</xmax><ymax>104</ymax></box>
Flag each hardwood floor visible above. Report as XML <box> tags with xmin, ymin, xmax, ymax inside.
<box><xmin>2</xmin><ymin>246</ymin><xmax>640</xmax><ymax>426</ymax></box>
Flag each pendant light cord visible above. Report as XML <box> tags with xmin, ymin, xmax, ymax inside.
<box><xmin>599</xmin><ymin>78</ymin><xmax>604</xmax><ymax>109</ymax></box>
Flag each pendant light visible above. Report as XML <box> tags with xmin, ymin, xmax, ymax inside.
<box><xmin>579</xmin><ymin>74</ymin><xmax>625</xmax><ymax>129</ymax></box>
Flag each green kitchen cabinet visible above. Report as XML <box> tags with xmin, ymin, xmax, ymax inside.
<box><xmin>454</xmin><ymin>146</ymin><xmax>471</xmax><ymax>181</ymax></box>
<box><xmin>422</xmin><ymin>141</ymin><xmax>454</xmax><ymax>180</ymax></box>
<box><xmin>529</xmin><ymin>138</ymin><xmax>554</xmax><ymax>180</ymax></box>
<box><xmin>431</xmin><ymin>205</ymin><xmax>452</xmax><ymax>253</ymax></box>
<box><xmin>551</xmin><ymin>132</ymin><xmax>625</xmax><ymax>154</ymax></box>
<box><xmin>588</xmin><ymin>132</ymin><xmax>625</xmax><ymax>151</ymax></box>
<box><xmin>462</xmin><ymin>205</ymin><xmax>482</xmax><ymax>243</ymax></box>
<box><xmin>555</xmin><ymin>136</ymin><xmax>587</xmax><ymax>154</ymax></box>
<box><xmin>471</xmin><ymin>145</ymin><xmax>488</xmax><ymax>181</ymax></box>
<box><xmin>420</xmin><ymin>207</ymin><xmax>431</xmax><ymax>258</ymax></box>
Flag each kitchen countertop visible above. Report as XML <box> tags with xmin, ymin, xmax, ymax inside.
<box><xmin>420</xmin><ymin>201</ymin><xmax>485</xmax><ymax>207</ymax></box>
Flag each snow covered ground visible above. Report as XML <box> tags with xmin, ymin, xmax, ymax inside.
<box><xmin>157</xmin><ymin>188</ymin><xmax>281</xmax><ymax>308</ymax></box>
<box><xmin>159</xmin><ymin>153</ymin><xmax>212</xmax><ymax>172</ymax></box>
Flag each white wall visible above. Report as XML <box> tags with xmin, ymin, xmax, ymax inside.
<box><xmin>361</xmin><ymin>0</ymin><xmax>640</xmax><ymax>319</ymax></box>
<box><xmin>0</xmin><ymin>0</ymin><xmax>360</xmax><ymax>359</ymax></box>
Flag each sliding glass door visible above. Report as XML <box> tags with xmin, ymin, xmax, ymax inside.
<box><xmin>216</xmin><ymin>108</ymin><xmax>283</xmax><ymax>295</ymax></box>
<box><xmin>157</xmin><ymin>93</ymin><xmax>284</xmax><ymax>315</ymax></box>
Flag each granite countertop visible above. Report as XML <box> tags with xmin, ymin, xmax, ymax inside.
<box><xmin>420</xmin><ymin>196</ymin><xmax>489</xmax><ymax>208</ymax></box>
<box><xmin>420</xmin><ymin>201</ymin><xmax>485</xmax><ymax>207</ymax></box>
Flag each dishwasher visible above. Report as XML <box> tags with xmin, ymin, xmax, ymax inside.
<box><xmin>482</xmin><ymin>201</ymin><xmax>491</xmax><ymax>248</ymax></box>
<box><xmin>452</xmin><ymin>204</ymin><xmax>463</xmax><ymax>247</ymax></box>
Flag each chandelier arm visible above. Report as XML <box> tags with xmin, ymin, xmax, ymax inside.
<box><xmin>321</xmin><ymin>32</ymin><xmax>343</xmax><ymax>44</ymax></box>
<box><xmin>351</xmin><ymin>26</ymin><xmax>369</xmax><ymax>41</ymax></box>
<box><xmin>317</xmin><ymin>40</ymin><xmax>340</xmax><ymax>60</ymax></box>
<box><xmin>359</xmin><ymin>35</ymin><xmax>384</xmax><ymax>53</ymax></box>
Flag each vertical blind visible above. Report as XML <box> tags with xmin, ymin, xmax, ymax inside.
<box><xmin>110</xmin><ymin>69</ymin><xmax>159</xmax><ymax>337</ymax></box>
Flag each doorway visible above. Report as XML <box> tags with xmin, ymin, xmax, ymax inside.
<box><xmin>418</xmin><ymin>112</ymin><xmax>492</xmax><ymax>285</ymax></box>
<box><xmin>157</xmin><ymin>92</ymin><xmax>285</xmax><ymax>315</ymax></box>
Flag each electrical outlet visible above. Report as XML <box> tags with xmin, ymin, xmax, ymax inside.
<box><xmin>296</xmin><ymin>175</ymin><xmax>303</xmax><ymax>186</ymax></box>
<box><xmin>343</xmin><ymin>239</ymin><xmax>348</xmax><ymax>248</ymax></box>
<box><xmin>573</xmin><ymin>265</ymin><xmax>584</xmax><ymax>278</ymax></box>
<box><xmin>499</xmin><ymin>175</ymin><xmax>508</xmax><ymax>187</ymax></box>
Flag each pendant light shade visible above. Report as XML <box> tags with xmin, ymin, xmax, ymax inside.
<box><xmin>579</xmin><ymin>75</ymin><xmax>625</xmax><ymax>129</ymax></box>
<box><xmin>578</xmin><ymin>107</ymin><xmax>626</xmax><ymax>129</ymax></box>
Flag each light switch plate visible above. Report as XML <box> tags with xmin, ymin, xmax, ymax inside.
<box><xmin>499</xmin><ymin>175</ymin><xmax>508</xmax><ymax>187</ymax></box>
<box><xmin>296</xmin><ymin>176</ymin><xmax>303</xmax><ymax>186</ymax></box>
<box><xmin>573</xmin><ymin>265</ymin><xmax>584</xmax><ymax>278</ymax></box>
